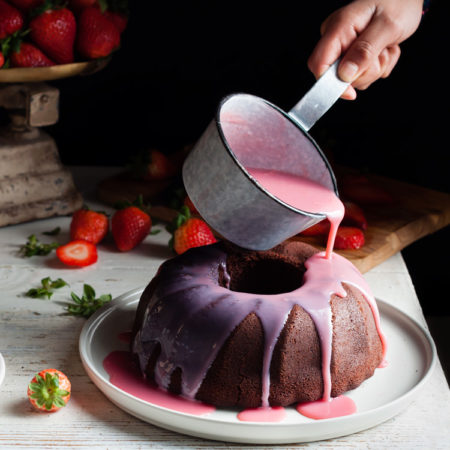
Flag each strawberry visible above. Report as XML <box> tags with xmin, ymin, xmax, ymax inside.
<box><xmin>70</xmin><ymin>208</ymin><xmax>109</xmax><ymax>244</ymax></box>
<box><xmin>7</xmin><ymin>0</ymin><xmax>44</xmax><ymax>12</ymax></box>
<box><xmin>0</xmin><ymin>51</ymin><xmax>4</xmax><ymax>68</ymax></box>
<box><xmin>10</xmin><ymin>41</ymin><xmax>54</xmax><ymax>67</ymax></box>
<box><xmin>27</xmin><ymin>369</ymin><xmax>71</xmax><ymax>412</ymax></box>
<box><xmin>56</xmin><ymin>240</ymin><xmax>98</xmax><ymax>267</ymax></box>
<box><xmin>340</xmin><ymin>175</ymin><xmax>394</xmax><ymax>205</ymax></box>
<box><xmin>168</xmin><ymin>206</ymin><xmax>217</xmax><ymax>255</ymax></box>
<box><xmin>0</xmin><ymin>0</ymin><xmax>24</xmax><ymax>40</ymax></box>
<box><xmin>130</xmin><ymin>149</ymin><xmax>177</xmax><ymax>181</ymax></box>
<box><xmin>76</xmin><ymin>6</ymin><xmax>120</xmax><ymax>59</ymax></box>
<box><xmin>334</xmin><ymin>226</ymin><xmax>365</xmax><ymax>250</ymax></box>
<box><xmin>104</xmin><ymin>9</ymin><xmax>127</xmax><ymax>33</ymax></box>
<box><xmin>299</xmin><ymin>219</ymin><xmax>330</xmax><ymax>236</ymax></box>
<box><xmin>30</xmin><ymin>4</ymin><xmax>76</xmax><ymax>64</ymax></box>
<box><xmin>144</xmin><ymin>150</ymin><xmax>176</xmax><ymax>181</ymax></box>
<box><xmin>342</xmin><ymin>201</ymin><xmax>367</xmax><ymax>230</ymax></box>
<box><xmin>183</xmin><ymin>195</ymin><xmax>199</xmax><ymax>215</ymax></box>
<box><xmin>111</xmin><ymin>206</ymin><xmax>151</xmax><ymax>252</ymax></box>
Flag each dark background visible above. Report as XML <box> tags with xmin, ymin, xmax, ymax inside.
<box><xmin>20</xmin><ymin>2</ymin><xmax>450</xmax><ymax>369</ymax></box>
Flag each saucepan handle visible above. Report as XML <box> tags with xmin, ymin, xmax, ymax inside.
<box><xmin>289</xmin><ymin>59</ymin><xmax>350</xmax><ymax>132</ymax></box>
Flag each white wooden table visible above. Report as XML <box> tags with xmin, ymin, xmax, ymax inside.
<box><xmin>1</xmin><ymin>166</ymin><xmax>449</xmax><ymax>449</ymax></box>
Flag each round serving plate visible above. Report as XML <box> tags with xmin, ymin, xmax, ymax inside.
<box><xmin>0</xmin><ymin>58</ymin><xmax>110</xmax><ymax>83</ymax></box>
<box><xmin>79</xmin><ymin>288</ymin><xmax>437</xmax><ymax>445</ymax></box>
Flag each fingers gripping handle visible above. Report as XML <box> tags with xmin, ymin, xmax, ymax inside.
<box><xmin>289</xmin><ymin>60</ymin><xmax>350</xmax><ymax>132</ymax></box>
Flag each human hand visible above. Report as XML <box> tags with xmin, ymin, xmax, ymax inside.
<box><xmin>308</xmin><ymin>0</ymin><xmax>423</xmax><ymax>99</ymax></box>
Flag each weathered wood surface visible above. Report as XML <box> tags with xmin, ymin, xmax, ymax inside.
<box><xmin>0</xmin><ymin>166</ymin><xmax>449</xmax><ymax>449</ymax></box>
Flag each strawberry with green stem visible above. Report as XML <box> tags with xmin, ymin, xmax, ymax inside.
<box><xmin>76</xmin><ymin>4</ymin><xmax>120</xmax><ymax>59</ymax></box>
<box><xmin>27</xmin><ymin>369</ymin><xmax>71</xmax><ymax>412</ymax></box>
<box><xmin>0</xmin><ymin>0</ymin><xmax>24</xmax><ymax>40</ymax></box>
<box><xmin>111</xmin><ymin>202</ymin><xmax>152</xmax><ymax>252</ymax></box>
<box><xmin>29</xmin><ymin>0</ymin><xmax>76</xmax><ymax>64</ymax></box>
<box><xmin>167</xmin><ymin>205</ymin><xmax>217</xmax><ymax>255</ymax></box>
<box><xmin>70</xmin><ymin>207</ymin><xmax>109</xmax><ymax>244</ymax></box>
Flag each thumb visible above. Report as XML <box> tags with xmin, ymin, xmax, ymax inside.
<box><xmin>338</xmin><ymin>15</ymin><xmax>398</xmax><ymax>82</ymax></box>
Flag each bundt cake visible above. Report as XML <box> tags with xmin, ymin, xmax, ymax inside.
<box><xmin>131</xmin><ymin>240</ymin><xmax>386</xmax><ymax>408</ymax></box>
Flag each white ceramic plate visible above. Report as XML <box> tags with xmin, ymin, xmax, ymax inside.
<box><xmin>0</xmin><ymin>353</ymin><xmax>5</xmax><ymax>387</ymax></box>
<box><xmin>79</xmin><ymin>288</ymin><xmax>437</xmax><ymax>444</ymax></box>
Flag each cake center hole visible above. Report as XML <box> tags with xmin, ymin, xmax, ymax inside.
<box><xmin>226</xmin><ymin>259</ymin><xmax>304</xmax><ymax>295</ymax></box>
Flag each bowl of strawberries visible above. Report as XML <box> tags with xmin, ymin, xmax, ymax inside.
<box><xmin>0</xmin><ymin>0</ymin><xmax>128</xmax><ymax>82</ymax></box>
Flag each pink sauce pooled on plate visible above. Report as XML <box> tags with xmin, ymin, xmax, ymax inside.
<box><xmin>103</xmin><ymin>350</ymin><xmax>215</xmax><ymax>416</ymax></box>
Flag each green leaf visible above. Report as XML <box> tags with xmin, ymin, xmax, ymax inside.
<box><xmin>25</xmin><ymin>277</ymin><xmax>68</xmax><ymax>299</ymax></box>
<box><xmin>83</xmin><ymin>284</ymin><xmax>96</xmax><ymax>300</ymax></box>
<box><xmin>67</xmin><ymin>285</ymin><xmax>112</xmax><ymax>318</ymax></box>
<box><xmin>149</xmin><ymin>228</ymin><xmax>161</xmax><ymax>235</ymax></box>
<box><xmin>19</xmin><ymin>235</ymin><xmax>59</xmax><ymax>257</ymax></box>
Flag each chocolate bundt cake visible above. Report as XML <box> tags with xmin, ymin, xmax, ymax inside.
<box><xmin>131</xmin><ymin>241</ymin><xmax>385</xmax><ymax>408</ymax></box>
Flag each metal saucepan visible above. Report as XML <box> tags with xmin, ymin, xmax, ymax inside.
<box><xmin>183</xmin><ymin>61</ymin><xmax>350</xmax><ymax>250</ymax></box>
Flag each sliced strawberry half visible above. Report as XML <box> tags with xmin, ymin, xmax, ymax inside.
<box><xmin>334</xmin><ymin>226</ymin><xmax>365</xmax><ymax>250</ymax></box>
<box><xmin>56</xmin><ymin>240</ymin><xmax>98</xmax><ymax>267</ymax></box>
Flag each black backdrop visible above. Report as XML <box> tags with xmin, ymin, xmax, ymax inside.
<box><xmin>27</xmin><ymin>1</ymin><xmax>450</xmax><ymax>314</ymax></box>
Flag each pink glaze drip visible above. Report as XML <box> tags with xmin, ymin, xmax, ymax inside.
<box><xmin>245</xmin><ymin>168</ymin><xmax>344</xmax><ymax>259</ymax></box>
<box><xmin>237</xmin><ymin>406</ymin><xmax>286</xmax><ymax>422</ymax></box>
<box><xmin>103</xmin><ymin>351</ymin><xmax>215</xmax><ymax>415</ymax></box>
<box><xmin>296</xmin><ymin>395</ymin><xmax>357</xmax><ymax>420</ymax></box>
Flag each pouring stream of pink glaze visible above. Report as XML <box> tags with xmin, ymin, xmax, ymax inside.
<box><xmin>246</xmin><ymin>168</ymin><xmax>344</xmax><ymax>259</ymax></box>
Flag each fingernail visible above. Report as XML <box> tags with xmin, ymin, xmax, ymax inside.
<box><xmin>339</xmin><ymin>61</ymin><xmax>359</xmax><ymax>82</ymax></box>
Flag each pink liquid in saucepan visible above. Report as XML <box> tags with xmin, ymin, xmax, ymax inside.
<box><xmin>246</xmin><ymin>168</ymin><xmax>344</xmax><ymax>259</ymax></box>
<box><xmin>103</xmin><ymin>167</ymin><xmax>386</xmax><ymax>423</ymax></box>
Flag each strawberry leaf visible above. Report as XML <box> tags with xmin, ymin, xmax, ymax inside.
<box><xmin>67</xmin><ymin>284</ymin><xmax>112</xmax><ymax>318</ymax></box>
<box><xmin>26</xmin><ymin>277</ymin><xmax>68</xmax><ymax>299</ymax></box>
<box><xmin>20</xmin><ymin>235</ymin><xmax>59</xmax><ymax>257</ymax></box>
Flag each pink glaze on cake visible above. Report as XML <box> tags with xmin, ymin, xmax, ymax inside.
<box><xmin>246</xmin><ymin>168</ymin><xmax>344</xmax><ymax>258</ymax></box>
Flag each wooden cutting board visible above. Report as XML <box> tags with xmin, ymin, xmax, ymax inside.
<box><xmin>97</xmin><ymin>170</ymin><xmax>450</xmax><ymax>274</ymax></box>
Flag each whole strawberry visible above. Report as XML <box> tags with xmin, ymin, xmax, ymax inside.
<box><xmin>0</xmin><ymin>0</ymin><xmax>24</xmax><ymax>40</ymax></box>
<box><xmin>27</xmin><ymin>369</ymin><xmax>71</xmax><ymax>412</ymax></box>
<box><xmin>70</xmin><ymin>208</ymin><xmax>109</xmax><ymax>244</ymax></box>
<box><xmin>168</xmin><ymin>206</ymin><xmax>217</xmax><ymax>255</ymax></box>
<box><xmin>111</xmin><ymin>206</ymin><xmax>151</xmax><ymax>252</ymax></box>
<box><xmin>334</xmin><ymin>226</ymin><xmax>365</xmax><ymax>250</ymax></box>
<box><xmin>30</xmin><ymin>3</ymin><xmax>76</xmax><ymax>64</ymax></box>
<box><xmin>104</xmin><ymin>9</ymin><xmax>127</xmax><ymax>33</ymax></box>
<box><xmin>0</xmin><ymin>51</ymin><xmax>4</xmax><ymax>68</ymax></box>
<box><xmin>77</xmin><ymin>6</ymin><xmax>120</xmax><ymax>59</ymax></box>
<box><xmin>10</xmin><ymin>41</ymin><xmax>54</xmax><ymax>67</ymax></box>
